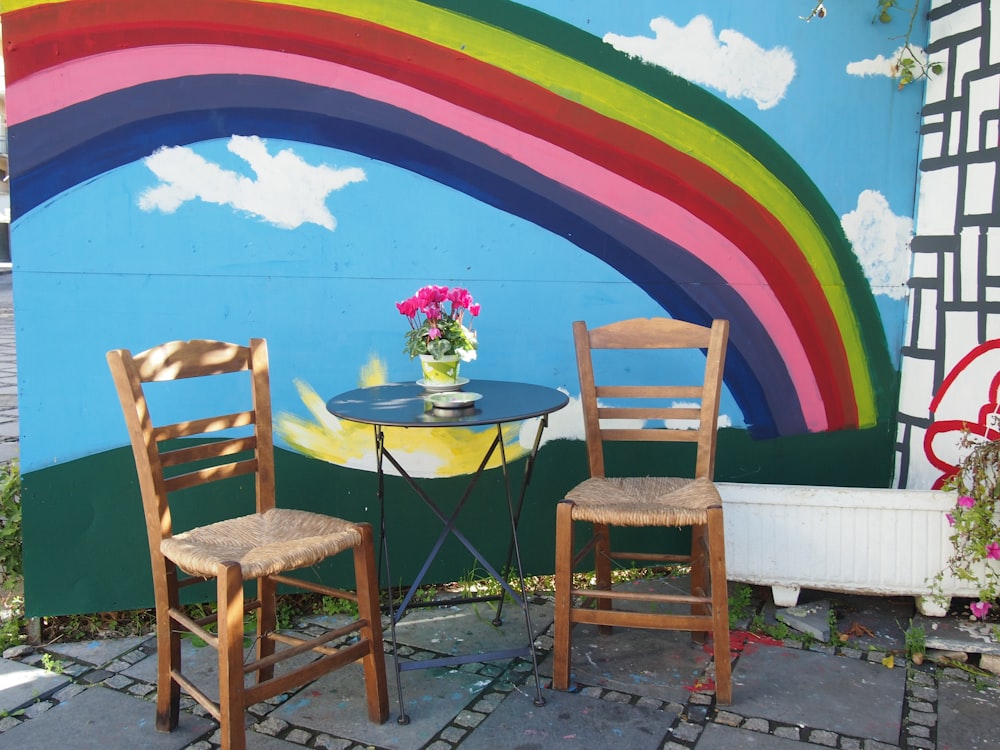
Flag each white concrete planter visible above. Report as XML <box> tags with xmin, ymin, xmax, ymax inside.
<box><xmin>718</xmin><ymin>482</ymin><xmax>978</xmax><ymax>615</ymax></box>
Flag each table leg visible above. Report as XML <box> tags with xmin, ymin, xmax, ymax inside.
<box><xmin>381</xmin><ymin>432</ymin><xmax>503</xmax><ymax>617</ymax></box>
<box><xmin>380</xmin><ymin>441</ymin><xmax>538</xmax><ymax>616</ymax></box>
<box><xmin>492</xmin><ymin>413</ymin><xmax>549</xmax><ymax>625</ymax></box>
<box><xmin>374</xmin><ymin>427</ymin><xmax>410</xmax><ymax>725</ymax></box>
<box><xmin>494</xmin><ymin>417</ymin><xmax>549</xmax><ymax>707</ymax></box>
<box><xmin>497</xmin><ymin>425</ymin><xmax>545</xmax><ymax>706</ymax></box>
<box><xmin>376</xmin><ymin>420</ymin><xmax>549</xmax><ymax>715</ymax></box>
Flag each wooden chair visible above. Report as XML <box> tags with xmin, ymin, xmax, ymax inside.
<box><xmin>107</xmin><ymin>338</ymin><xmax>388</xmax><ymax>750</ymax></box>
<box><xmin>552</xmin><ymin>317</ymin><xmax>732</xmax><ymax>704</ymax></box>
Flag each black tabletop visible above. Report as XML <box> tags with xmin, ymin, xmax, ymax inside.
<box><xmin>326</xmin><ymin>379</ymin><xmax>569</xmax><ymax>428</ymax></box>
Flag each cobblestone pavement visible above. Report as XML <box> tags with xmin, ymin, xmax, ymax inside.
<box><xmin>0</xmin><ymin>587</ymin><xmax>997</xmax><ymax>749</ymax></box>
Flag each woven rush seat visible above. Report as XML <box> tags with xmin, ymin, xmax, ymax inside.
<box><xmin>565</xmin><ymin>476</ymin><xmax>720</xmax><ymax>527</ymax></box>
<box><xmin>161</xmin><ymin>508</ymin><xmax>363</xmax><ymax>580</ymax></box>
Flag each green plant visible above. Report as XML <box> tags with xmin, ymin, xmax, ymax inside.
<box><xmin>749</xmin><ymin>613</ymin><xmax>790</xmax><ymax>641</ymax></box>
<box><xmin>321</xmin><ymin>596</ymin><xmax>359</xmax><ymax>617</ymax></box>
<box><xmin>40</xmin><ymin>653</ymin><xmax>64</xmax><ymax>674</ymax></box>
<box><xmin>397</xmin><ymin>285</ymin><xmax>480</xmax><ymax>361</ymax></box>
<box><xmin>0</xmin><ymin>609</ymin><xmax>24</xmax><ymax>652</ymax></box>
<box><xmin>878</xmin><ymin>1</ymin><xmax>944</xmax><ymax>88</ymax></box>
<box><xmin>0</xmin><ymin>461</ymin><xmax>22</xmax><ymax>591</ymax></box>
<box><xmin>802</xmin><ymin>1</ymin><xmax>943</xmax><ymax>88</ymax></box>
<box><xmin>275</xmin><ymin>599</ymin><xmax>300</xmax><ymax>631</ymax></box>
<box><xmin>932</xmin><ymin>434</ymin><xmax>1000</xmax><ymax>620</ymax></box>
<box><xmin>56</xmin><ymin>614</ymin><xmax>87</xmax><ymax>642</ymax></box>
<box><xmin>180</xmin><ymin>603</ymin><xmax>212</xmax><ymax>648</ymax></box>
<box><xmin>457</xmin><ymin>565</ymin><xmax>513</xmax><ymax>601</ymax></box>
<box><xmin>903</xmin><ymin>618</ymin><xmax>926</xmax><ymax>664</ymax></box>
<box><xmin>728</xmin><ymin>583</ymin><xmax>754</xmax><ymax>629</ymax></box>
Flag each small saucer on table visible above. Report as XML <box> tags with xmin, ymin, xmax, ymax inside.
<box><xmin>425</xmin><ymin>391</ymin><xmax>483</xmax><ymax>411</ymax></box>
<box><xmin>417</xmin><ymin>377</ymin><xmax>470</xmax><ymax>393</ymax></box>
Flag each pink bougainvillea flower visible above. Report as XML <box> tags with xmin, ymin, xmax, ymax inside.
<box><xmin>987</xmin><ymin>542</ymin><xmax>1000</xmax><ymax>561</ymax></box>
<box><xmin>448</xmin><ymin>287</ymin><xmax>472</xmax><ymax>308</ymax></box>
<box><xmin>395</xmin><ymin>299</ymin><xmax>418</xmax><ymax>318</ymax></box>
<box><xmin>418</xmin><ymin>285</ymin><xmax>447</xmax><ymax>305</ymax></box>
<box><xmin>970</xmin><ymin>600</ymin><xmax>992</xmax><ymax>619</ymax></box>
<box><xmin>946</xmin><ymin>513</ymin><xmax>955</xmax><ymax>526</ymax></box>
<box><xmin>957</xmin><ymin>495</ymin><xmax>976</xmax><ymax>509</ymax></box>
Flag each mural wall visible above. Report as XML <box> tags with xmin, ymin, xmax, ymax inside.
<box><xmin>897</xmin><ymin>0</ymin><xmax>1000</xmax><ymax>491</ymax></box>
<box><xmin>2</xmin><ymin>0</ymin><xmax>932</xmax><ymax>615</ymax></box>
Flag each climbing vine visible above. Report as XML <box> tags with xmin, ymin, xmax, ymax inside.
<box><xmin>802</xmin><ymin>1</ymin><xmax>944</xmax><ymax>88</ymax></box>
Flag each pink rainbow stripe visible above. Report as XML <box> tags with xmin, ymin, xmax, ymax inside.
<box><xmin>10</xmin><ymin>44</ymin><xmax>827</xmax><ymax>429</ymax></box>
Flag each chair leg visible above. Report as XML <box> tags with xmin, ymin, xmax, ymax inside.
<box><xmin>155</xmin><ymin>563</ymin><xmax>181</xmax><ymax>733</ymax></box>
<box><xmin>707</xmin><ymin>508</ymin><xmax>732</xmax><ymax>705</ymax></box>
<box><xmin>690</xmin><ymin>523</ymin><xmax>708</xmax><ymax>601</ymax></box>
<box><xmin>593</xmin><ymin>522</ymin><xmax>613</xmax><ymax>635</ymax></box>
<box><xmin>154</xmin><ymin>601</ymin><xmax>181</xmax><ymax>732</ymax></box>
<box><xmin>218</xmin><ymin>562</ymin><xmax>247</xmax><ymax>750</ymax></box>
<box><xmin>552</xmin><ymin>501</ymin><xmax>575</xmax><ymax>690</ymax></box>
<box><xmin>690</xmin><ymin>522</ymin><xmax>709</xmax><ymax>644</ymax></box>
<box><xmin>257</xmin><ymin>575</ymin><xmax>276</xmax><ymax>684</ymax></box>
<box><xmin>353</xmin><ymin>524</ymin><xmax>389</xmax><ymax>724</ymax></box>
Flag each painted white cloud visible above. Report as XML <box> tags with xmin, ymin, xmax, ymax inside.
<box><xmin>846</xmin><ymin>44</ymin><xmax>928</xmax><ymax>78</ymax></box>
<box><xmin>519</xmin><ymin>390</ymin><xmax>584</xmax><ymax>448</ymax></box>
<box><xmin>603</xmin><ymin>15</ymin><xmax>795</xmax><ymax>110</ymax></box>
<box><xmin>841</xmin><ymin>189</ymin><xmax>913</xmax><ymax>300</ymax></box>
<box><xmin>138</xmin><ymin>135</ymin><xmax>365</xmax><ymax>231</ymax></box>
<box><xmin>663</xmin><ymin>401</ymin><xmax>733</xmax><ymax>431</ymax></box>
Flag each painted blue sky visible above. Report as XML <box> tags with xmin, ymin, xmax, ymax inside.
<box><xmin>11</xmin><ymin>1</ymin><xmax>927</xmax><ymax>471</ymax></box>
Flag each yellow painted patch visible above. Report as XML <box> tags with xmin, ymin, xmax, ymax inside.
<box><xmin>276</xmin><ymin>355</ymin><xmax>527</xmax><ymax>477</ymax></box>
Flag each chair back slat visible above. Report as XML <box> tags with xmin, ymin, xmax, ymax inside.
<box><xmin>599</xmin><ymin>429</ymin><xmax>700</xmax><ymax>444</ymax></box>
<box><xmin>597</xmin><ymin>406</ymin><xmax>703</xmax><ymax>422</ymax></box>
<box><xmin>595</xmin><ymin>385</ymin><xmax>702</xmax><ymax>399</ymax></box>
<box><xmin>107</xmin><ymin>339</ymin><xmax>276</xmax><ymax>562</ymax></box>
<box><xmin>131</xmin><ymin>339</ymin><xmax>252</xmax><ymax>381</ymax></box>
<box><xmin>159</xmin><ymin>436</ymin><xmax>258</xmax><ymax>469</ymax></box>
<box><xmin>152</xmin><ymin>411</ymin><xmax>255</xmax><ymax>442</ymax></box>
<box><xmin>586</xmin><ymin>317</ymin><xmax>714</xmax><ymax>350</ymax></box>
<box><xmin>573</xmin><ymin>318</ymin><xmax>729</xmax><ymax>479</ymax></box>
<box><xmin>164</xmin><ymin>459</ymin><xmax>258</xmax><ymax>494</ymax></box>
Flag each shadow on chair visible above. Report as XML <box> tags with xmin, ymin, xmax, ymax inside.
<box><xmin>552</xmin><ymin>317</ymin><xmax>732</xmax><ymax>705</ymax></box>
<box><xmin>107</xmin><ymin>338</ymin><xmax>388</xmax><ymax>750</ymax></box>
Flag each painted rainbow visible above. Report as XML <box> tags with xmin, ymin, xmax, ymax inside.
<box><xmin>2</xmin><ymin>0</ymin><xmax>894</xmax><ymax>438</ymax></box>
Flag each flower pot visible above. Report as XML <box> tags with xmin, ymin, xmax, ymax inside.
<box><xmin>419</xmin><ymin>354</ymin><xmax>461</xmax><ymax>385</ymax></box>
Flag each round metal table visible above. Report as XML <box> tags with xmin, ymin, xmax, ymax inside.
<box><xmin>327</xmin><ymin>379</ymin><xmax>568</xmax><ymax>722</ymax></box>
<box><xmin>327</xmin><ymin>379</ymin><xmax>568</xmax><ymax>427</ymax></box>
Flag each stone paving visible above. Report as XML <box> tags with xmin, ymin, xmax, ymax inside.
<box><xmin>0</xmin><ymin>584</ymin><xmax>997</xmax><ymax>749</ymax></box>
<box><xmin>0</xmin><ymin>270</ymin><xmax>999</xmax><ymax>748</ymax></box>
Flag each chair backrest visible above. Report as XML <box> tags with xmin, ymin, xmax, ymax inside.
<box><xmin>106</xmin><ymin>338</ymin><xmax>275</xmax><ymax>558</ymax></box>
<box><xmin>573</xmin><ymin>318</ymin><xmax>729</xmax><ymax>480</ymax></box>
